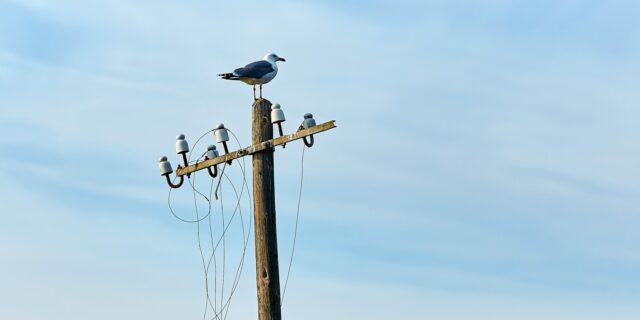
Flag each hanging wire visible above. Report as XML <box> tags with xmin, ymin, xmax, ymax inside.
<box><xmin>168</xmin><ymin>156</ymin><xmax>212</xmax><ymax>223</ymax></box>
<box><xmin>162</xmin><ymin>127</ymin><xmax>220</xmax><ymax>319</ymax></box>
<box><xmin>221</xmin><ymin>129</ymin><xmax>253</xmax><ymax>320</ymax></box>
<box><xmin>206</xmin><ymin>172</ymin><xmax>221</xmax><ymax>320</ymax></box>
<box><xmin>281</xmin><ymin>143</ymin><xmax>306</xmax><ymax>305</ymax></box>
<box><xmin>187</xmin><ymin>129</ymin><xmax>215</xmax><ymax>163</ymax></box>
<box><xmin>199</xmin><ymin>164</ymin><xmax>249</xmax><ymax>320</ymax></box>
<box><xmin>206</xmin><ymin>166</ymin><xmax>220</xmax><ymax>320</ymax></box>
<box><xmin>205</xmin><ymin>164</ymin><xmax>246</xmax><ymax>320</ymax></box>
<box><xmin>219</xmin><ymin>172</ymin><xmax>251</xmax><ymax>320</ymax></box>
<box><xmin>220</xmin><ymin>179</ymin><xmax>226</xmax><ymax>317</ymax></box>
<box><xmin>192</xmin><ymin>127</ymin><xmax>248</xmax><ymax>320</ymax></box>
<box><xmin>169</xmin><ymin>124</ymin><xmax>320</xmax><ymax>320</ymax></box>
<box><xmin>201</xmin><ymin>128</ymin><xmax>254</xmax><ymax>320</ymax></box>
<box><xmin>186</xmin><ymin>162</ymin><xmax>222</xmax><ymax>320</ymax></box>
<box><xmin>168</xmin><ymin>180</ymin><xmax>212</xmax><ymax>223</ymax></box>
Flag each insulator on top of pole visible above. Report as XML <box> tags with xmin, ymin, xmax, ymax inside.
<box><xmin>271</xmin><ymin>103</ymin><xmax>287</xmax><ymax>148</ymax></box>
<box><xmin>271</xmin><ymin>104</ymin><xmax>286</xmax><ymax>136</ymax></box>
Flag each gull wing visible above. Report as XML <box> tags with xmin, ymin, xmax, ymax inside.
<box><xmin>233</xmin><ymin>60</ymin><xmax>274</xmax><ymax>79</ymax></box>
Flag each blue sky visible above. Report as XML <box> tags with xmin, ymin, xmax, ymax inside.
<box><xmin>1</xmin><ymin>0</ymin><xmax>640</xmax><ymax>319</ymax></box>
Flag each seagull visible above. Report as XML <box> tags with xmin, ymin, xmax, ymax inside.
<box><xmin>218</xmin><ymin>53</ymin><xmax>286</xmax><ymax>100</ymax></box>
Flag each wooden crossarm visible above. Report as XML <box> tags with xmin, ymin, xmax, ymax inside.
<box><xmin>176</xmin><ymin>120</ymin><xmax>336</xmax><ymax>177</ymax></box>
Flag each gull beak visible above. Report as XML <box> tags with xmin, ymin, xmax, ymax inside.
<box><xmin>277</xmin><ymin>57</ymin><xmax>286</xmax><ymax>62</ymax></box>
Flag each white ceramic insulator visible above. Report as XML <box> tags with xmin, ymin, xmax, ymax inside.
<box><xmin>159</xmin><ymin>157</ymin><xmax>173</xmax><ymax>175</ymax></box>
<box><xmin>303</xmin><ymin>113</ymin><xmax>316</xmax><ymax>129</ymax></box>
<box><xmin>215</xmin><ymin>128</ymin><xmax>229</xmax><ymax>143</ymax></box>
<box><xmin>271</xmin><ymin>104</ymin><xmax>286</xmax><ymax>123</ymax></box>
<box><xmin>176</xmin><ymin>135</ymin><xmax>189</xmax><ymax>154</ymax></box>
<box><xmin>206</xmin><ymin>145</ymin><xmax>219</xmax><ymax>159</ymax></box>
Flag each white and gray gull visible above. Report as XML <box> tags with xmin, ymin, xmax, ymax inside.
<box><xmin>217</xmin><ymin>53</ymin><xmax>286</xmax><ymax>100</ymax></box>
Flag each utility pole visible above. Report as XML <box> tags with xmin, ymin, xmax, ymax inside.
<box><xmin>159</xmin><ymin>98</ymin><xmax>336</xmax><ymax>320</ymax></box>
<box><xmin>251</xmin><ymin>99</ymin><xmax>281</xmax><ymax>320</ymax></box>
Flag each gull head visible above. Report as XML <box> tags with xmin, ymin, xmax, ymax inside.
<box><xmin>264</xmin><ymin>53</ymin><xmax>286</xmax><ymax>63</ymax></box>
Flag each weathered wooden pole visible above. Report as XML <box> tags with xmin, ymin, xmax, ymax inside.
<box><xmin>252</xmin><ymin>98</ymin><xmax>282</xmax><ymax>320</ymax></box>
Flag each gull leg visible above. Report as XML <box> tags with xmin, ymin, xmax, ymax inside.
<box><xmin>259</xmin><ymin>84</ymin><xmax>263</xmax><ymax>99</ymax></box>
<box><xmin>253</xmin><ymin>85</ymin><xmax>256</xmax><ymax>100</ymax></box>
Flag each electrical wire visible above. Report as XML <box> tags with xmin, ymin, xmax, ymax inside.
<box><xmin>206</xmin><ymin>165</ymin><xmax>220</xmax><ymax>320</ymax></box>
<box><xmin>168</xmin><ymin>183</ymin><xmax>211</xmax><ymax>223</ymax></box>
<box><xmin>186</xmin><ymin>161</ymin><xmax>224</xmax><ymax>320</ymax></box>
<box><xmin>220</xmin><ymin>129</ymin><xmax>253</xmax><ymax>320</ymax></box>
<box><xmin>281</xmin><ymin>143</ymin><xmax>306</xmax><ymax>305</ymax></box>
<box><xmin>189</xmin><ymin>171</ymin><xmax>214</xmax><ymax>319</ymax></box>
<box><xmin>200</xmin><ymin>128</ymin><xmax>253</xmax><ymax>320</ymax></box>
<box><xmin>168</xmin><ymin>124</ymin><xmax>316</xmax><ymax>320</ymax></box>
<box><xmin>165</xmin><ymin>127</ymin><xmax>234</xmax><ymax>320</ymax></box>
<box><xmin>219</xmin><ymin>171</ymin><xmax>251</xmax><ymax>320</ymax></box>
<box><xmin>168</xmin><ymin>156</ymin><xmax>213</xmax><ymax>224</ymax></box>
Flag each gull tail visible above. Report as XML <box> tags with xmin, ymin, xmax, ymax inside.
<box><xmin>218</xmin><ymin>73</ymin><xmax>239</xmax><ymax>80</ymax></box>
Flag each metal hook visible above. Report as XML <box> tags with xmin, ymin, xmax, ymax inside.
<box><xmin>276</xmin><ymin>122</ymin><xmax>284</xmax><ymax>137</ymax></box>
<box><xmin>205</xmin><ymin>145</ymin><xmax>221</xmax><ymax>176</ymax></box>
<box><xmin>159</xmin><ymin>156</ymin><xmax>183</xmax><ymax>189</ymax></box>
<box><xmin>207</xmin><ymin>164</ymin><xmax>218</xmax><ymax>178</ymax></box>
<box><xmin>165</xmin><ymin>173</ymin><xmax>184</xmax><ymax>188</ymax></box>
<box><xmin>180</xmin><ymin>153</ymin><xmax>188</xmax><ymax>167</ymax></box>
<box><xmin>303</xmin><ymin>134</ymin><xmax>314</xmax><ymax>147</ymax></box>
<box><xmin>180</xmin><ymin>153</ymin><xmax>191</xmax><ymax>177</ymax></box>
<box><xmin>222</xmin><ymin>141</ymin><xmax>232</xmax><ymax>165</ymax></box>
<box><xmin>276</xmin><ymin>123</ymin><xmax>286</xmax><ymax>148</ymax></box>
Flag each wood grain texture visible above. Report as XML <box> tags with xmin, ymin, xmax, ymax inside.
<box><xmin>252</xmin><ymin>98</ymin><xmax>282</xmax><ymax>320</ymax></box>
